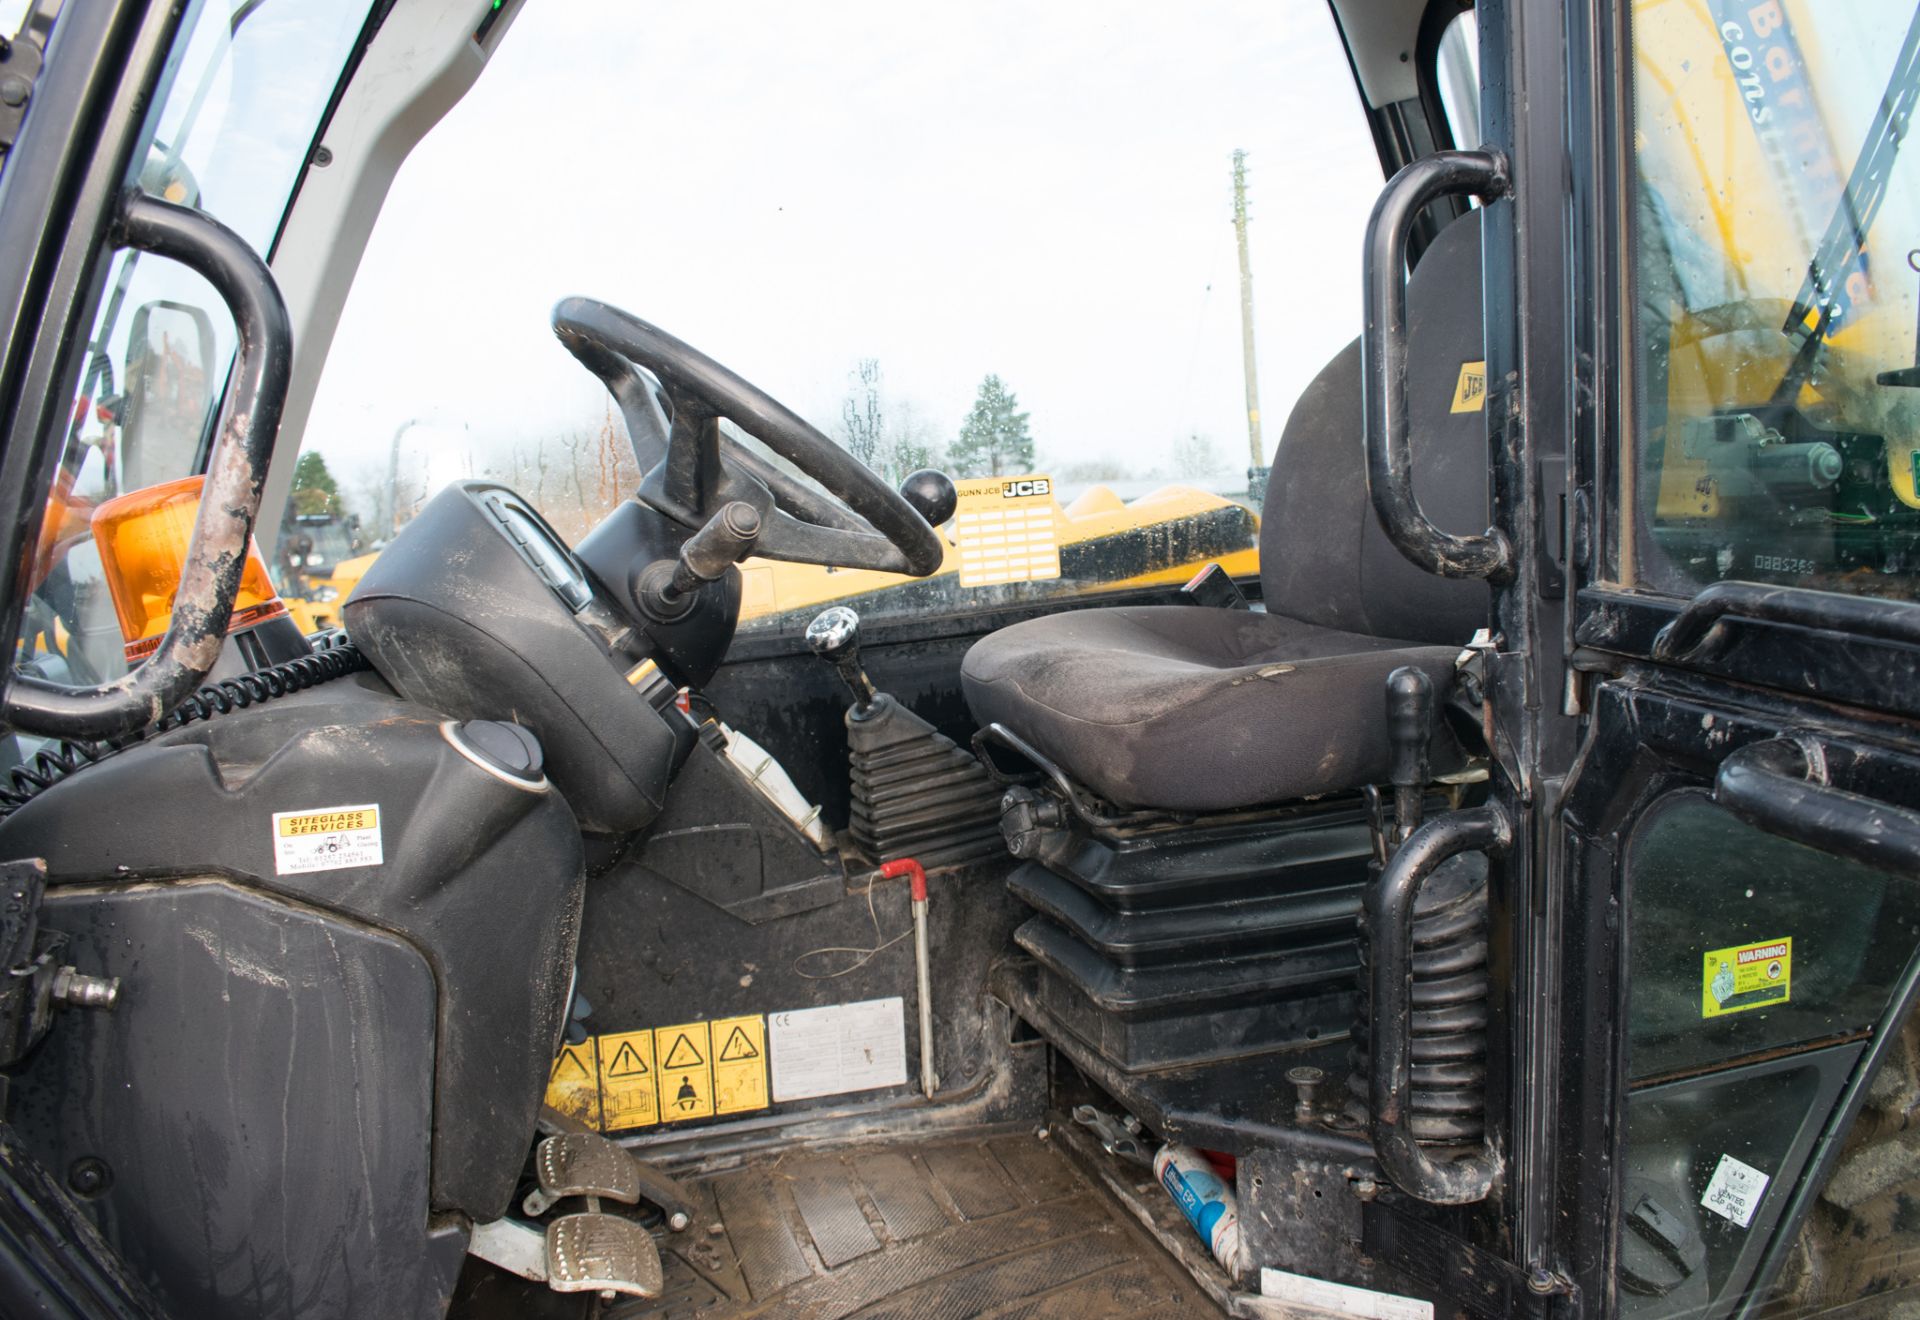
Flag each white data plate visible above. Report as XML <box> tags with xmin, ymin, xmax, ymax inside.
<box><xmin>1260</xmin><ymin>1268</ymin><xmax>1434</xmax><ymax>1319</ymax></box>
<box><xmin>769</xmin><ymin>997</ymin><xmax>907</xmax><ymax>1102</ymax></box>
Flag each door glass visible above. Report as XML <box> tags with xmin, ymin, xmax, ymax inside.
<box><xmin>1621</xmin><ymin>792</ymin><xmax>1920</xmax><ymax>1315</ymax></box>
<box><xmin>1628</xmin><ymin>0</ymin><xmax>1920</xmax><ymax>598</ymax></box>
<box><xmin>18</xmin><ymin>0</ymin><xmax>373</xmax><ymax>686</ymax></box>
<box><xmin>1626</xmin><ymin>794</ymin><xmax>1920</xmax><ymax>1082</ymax></box>
<box><xmin>300</xmin><ymin>1</ymin><xmax>1382</xmax><ymax>636</ymax></box>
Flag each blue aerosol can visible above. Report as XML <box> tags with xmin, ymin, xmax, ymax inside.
<box><xmin>1153</xmin><ymin>1143</ymin><xmax>1243</xmax><ymax>1276</ymax></box>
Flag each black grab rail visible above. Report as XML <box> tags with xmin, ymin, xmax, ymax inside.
<box><xmin>4</xmin><ymin>193</ymin><xmax>292</xmax><ymax>740</ymax></box>
<box><xmin>1362</xmin><ymin>149</ymin><xmax>1513</xmax><ymax>583</ymax></box>
<box><xmin>1653</xmin><ymin>580</ymin><xmax>1920</xmax><ymax>665</ymax></box>
<box><xmin>1715</xmin><ymin>735</ymin><xmax>1920</xmax><ymax>878</ymax></box>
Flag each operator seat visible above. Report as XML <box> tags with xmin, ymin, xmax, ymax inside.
<box><xmin>962</xmin><ymin>210</ymin><xmax>1489</xmax><ymax>812</ymax></box>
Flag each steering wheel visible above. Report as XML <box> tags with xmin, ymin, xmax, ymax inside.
<box><xmin>552</xmin><ymin>297</ymin><xmax>949</xmax><ymax>576</ymax></box>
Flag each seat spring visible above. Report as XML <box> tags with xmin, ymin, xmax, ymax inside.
<box><xmin>1345</xmin><ymin>856</ymin><xmax>1490</xmax><ymax>1145</ymax></box>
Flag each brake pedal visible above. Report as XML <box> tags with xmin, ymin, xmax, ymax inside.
<box><xmin>546</xmin><ymin>1212</ymin><xmax>663</xmax><ymax>1299</ymax></box>
<box><xmin>535</xmin><ymin>1132</ymin><xmax>641</xmax><ymax>1206</ymax></box>
<box><xmin>467</xmin><ymin>1214</ymin><xmax>664</xmax><ymax>1302</ymax></box>
<box><xmin>525</xmin><ymin>1130</ymin><xmax>695</xmax><ymax>1230</ymax></box>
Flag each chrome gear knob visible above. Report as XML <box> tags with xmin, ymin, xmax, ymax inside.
<box><xmin>806</xmin><ymin>606</ymin><xmax>876</xmax><ymax>708</ymax></box>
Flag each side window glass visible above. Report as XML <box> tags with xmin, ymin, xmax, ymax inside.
<box><xmin>1627</xmin><ymin>0</ymin><xmax>1920</xmax><ymax>598</ymax></box>
<box><xmin>18</xmin><ymin>0</ymin><xmax>374</xmax><ymax>682</ymax></box>
<box><xmin>1435</xmin><ymin>8</ymin><xmax>1481</xmax><ymax>151</ymax></box>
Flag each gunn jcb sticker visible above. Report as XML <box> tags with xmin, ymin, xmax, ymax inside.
<box><xmin>1703</xmin><ymin>937</ymin><xmax>1792</xmax><ymax>1018</ymax></box>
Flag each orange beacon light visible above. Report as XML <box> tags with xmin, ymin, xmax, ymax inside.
<box><xmin>90</xmin><ymin>475</ymin><xmax>289</xmax><ymax>664</ymax></box>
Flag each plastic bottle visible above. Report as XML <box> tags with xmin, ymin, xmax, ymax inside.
<box><xmin>1154</xmin><ymin>1143</ymin><xmax>1243</xmax><ymax>1276</ymax></box>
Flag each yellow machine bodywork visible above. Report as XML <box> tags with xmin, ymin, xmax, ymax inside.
<box><xmin>734</xmin><ymin>477</ymin><xmax>1260</xmax><ymax>626</ymax></box>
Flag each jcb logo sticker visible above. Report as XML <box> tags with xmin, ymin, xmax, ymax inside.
<box><xmin>1450</xmin><ymin>362</ymin><xmax>1487</xmax><ymax>413</ymax></box>
<box><xmin>1002</xmin><ymin>478</ymin><xmax>1051</xmax><ymax>497</ymax></box>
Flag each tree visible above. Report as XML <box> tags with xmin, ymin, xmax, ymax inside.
<box><xmin>878</xmin><ymin>399</ymin><xmax>941</xmax><ymax>484</ymax></box>
<box><xmin>289</xmin><ymin>450</ymin><xmax>345</xmax><ymax>517</ymax></box>
<box><xmin>948</xmin><ymin>374</ymin><xmax>1033</xmax><ymax>476</ymax></box>
<box><xmin>837</xmin><ymin>358</ymin><xmax>884</xmax><ymax>469</ymax></box>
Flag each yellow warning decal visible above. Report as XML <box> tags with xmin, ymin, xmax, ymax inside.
<box><xmin>1450</xmin><ymin>361</ymin><xmax>1487</xmax><ymax>413</ymax></box>
<box><xmin>1703</xmin><ymin>937</ymin><xmax>1792</xmax><ymax>1018</ymax></box>
<box><xmin>597</xmin><ymin>1030</ymin><xmax>659</xmax><ymax>1131</ymax></box>
<box><xmin>545</xmin><ymin>1040</ymin><xmax>602</xmax><ymax>1128</ymax></box>
<box><xmin>547</xmin><ymin>1013</ymin><xmax>774</xmax><ymax>1131</ymax></box>
<box><xmin>655</xmin><ymin>1021</ymin><xmax>714</xmax><ymax>1120</ymax></box>
<box><xmin>712</xmin><ymin>1015</ymin><xmax>769</xmax><ymax>1115</ymax></box>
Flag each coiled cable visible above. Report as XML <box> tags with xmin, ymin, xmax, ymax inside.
<box><xmin>0</xmin><ymin>634</ymin><xmax>371</xmax><ymax>816</ymax></box>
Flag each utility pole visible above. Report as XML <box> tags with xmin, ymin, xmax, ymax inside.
<box><xmin>384</xmin><ymin>416</ymin><xmax>424</xmax><ymax>542</ymax></box>
<box><xmin>1231</xmin><ymin>150</ymin><xmax>1267</xmax><ymax>505</ymax></box>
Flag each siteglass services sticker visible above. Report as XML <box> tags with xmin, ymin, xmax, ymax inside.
<box><xmin>272</xmin><ymin>804</ymin><xmax>383</xmax><ymax>875</ymax></box>
<box><xmin>1702</xmin><ymin>936</ymin><xmax>1791</xmax><ymax>1018</ymax></box>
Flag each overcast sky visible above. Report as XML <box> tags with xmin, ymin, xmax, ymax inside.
<box><xmin>296</xmin><ymin>0</ymin><xmax>1382</xmax><ymax>497</ymax></box>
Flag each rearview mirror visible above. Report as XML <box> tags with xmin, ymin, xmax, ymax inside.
<box><xmin>120</xmin><ymin>299</ymin><xmax>217</xmax><ymax>489</ymax></box>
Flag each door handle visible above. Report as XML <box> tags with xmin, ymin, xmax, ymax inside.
<box><xmin>1715</xmin><ymin>735</ymin><xmax>1920</xmax><ymax>876</ymax></box>
<box><xmin>4</xmin><ymin>192</ymin><xmax>292</xmax><ymax>740</ymax></box>
<box><xmin>1654</xmin><ymin>580</ymin><xmax>1920</xmax><ymax>664</ymax></box>
<box><xmin>1362</xmin><ymin>149</ymin><xmax>1512</xmax><ymax>583</ymax></box>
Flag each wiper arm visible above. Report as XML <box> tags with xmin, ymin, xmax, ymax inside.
<box><xmin>1773</xmin><ymin>0</ymin><xmax>1920</xmax><ymax>406</ymax></box>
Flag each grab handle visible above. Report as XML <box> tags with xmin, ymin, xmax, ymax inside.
<box><xmin>1363</xmin><ymin>150</ymin><xmax>1512</xmax><ymax>582</ymax></box>
<box><xmin>1715</xmin><ymin>735</ymin><xmax>1920</xmax><ymax>877</ymax></box>
<box><xmin>5</xmin><ymin>193</ymin><xmax>291</xmax><ymax>739</ymax></box>
<box><xmin>1653</xmin><ymin>580</ymin><xmax>1920</xmax><ymax>664</ymax></box>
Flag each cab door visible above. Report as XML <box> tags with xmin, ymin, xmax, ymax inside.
<box><xmin>1555</xmin><ymin>0</ymin><xmax>1920</xmax><ymax>1313</ymax></box>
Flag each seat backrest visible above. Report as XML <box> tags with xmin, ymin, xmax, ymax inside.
<box><xmin>1258</xmin><ymin>209</ymin><xmax>1489</xmax><ymax>645</ymax></box>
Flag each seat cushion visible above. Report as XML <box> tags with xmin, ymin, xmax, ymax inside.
<box><xmin>961</xmin><ymin>605</ymin><xmax>1458</xmax><ymax>812</ymax></box>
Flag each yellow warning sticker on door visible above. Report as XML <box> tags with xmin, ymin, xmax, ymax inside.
<box><xmin>656</xmin><ymin>1022</ymin><xmax>714</xmax><ymax>1121</ymax></box>
<box><xmin>597</xmin><ymin>1030</ymin><xmax>659</xmax><ymax>1131</ymax></box>
<box><xmin>1703</xmin><ymin>937</ymin><xmax>1792</xmax><ymax>1018</ymax></box>
<box><xmin>1450</xmin><ymin>361</ymin><xmax>1487</xmax><ymax>413</ymax></box>
<box><xmin>545</xmin><ymin>1040</ymin><xmax>602</xmax><ymax>1128</ymax></box>
<box><xmin>712</xmin><ymin>1015</ymin><xmax>769</xmax><ymax>1115</ymax></box>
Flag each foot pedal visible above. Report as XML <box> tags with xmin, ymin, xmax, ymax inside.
<box><xmin>527</xmin><ymin>1126</ymin><xmax>697</xmax><ymax>1229</ymax></box>
<box><xmin>546</xmin><ymin>1213</ymin><xmax>663</xmax><ymax>1299</ymax></box>
<box><xmin>537</xmin><ymin>1132</ymin><xmax>640</xmax><ymax>1204</ymax></box>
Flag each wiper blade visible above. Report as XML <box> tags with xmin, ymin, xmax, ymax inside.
<box><xmin>1774</xmin><ymin>0</ymin><xmax>1920</xmax><ymax>405</ymax></box>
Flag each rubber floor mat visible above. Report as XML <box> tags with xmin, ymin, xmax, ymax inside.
<box><xmin>607</xmin><ymin>1132</ymin><xmax>1220</xmax><ymax>1319</ymax></box>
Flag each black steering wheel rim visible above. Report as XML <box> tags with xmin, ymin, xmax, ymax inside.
<box><xmin>553</xmin><ymin>297</ymin><xmax>944</xmax><ymax>577</ymax></box>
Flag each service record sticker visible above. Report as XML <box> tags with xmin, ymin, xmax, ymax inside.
<box><xmin>1701</xmin><ymin>1153</ymin><xmax>1770</xmax><ymax>1228</ymax></box>
<box><xmin>272</xmin><ymin>804</ymin><xmax>383</xmax><ymax>875</ymax></box>
<box><xmin>1702</xmin><ymin>937</ymin><xmax>1792</xmax><ymax>1018</ymax></box>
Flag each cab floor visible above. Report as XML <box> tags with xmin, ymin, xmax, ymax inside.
<box><xmin>609</xmin><ymin>1130</ymin><xmax>1221</xmax><ymax>1320</ymax></box>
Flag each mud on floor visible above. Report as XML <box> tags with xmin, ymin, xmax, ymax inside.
<box><xmin>608</xmin><ymin>1130</ymin><xmax>1220</xmax><ymax>1320</ymax></box>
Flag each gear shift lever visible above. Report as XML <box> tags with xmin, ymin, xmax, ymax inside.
<box><xmin>1384</xmin><ymin>665</ymin><xmax>1433</xmax><ymax>846</ymax></box>
<box><xmin>805</xmin><ymin>606</ymin><xmax>877</xmax><ymax>711</ymax></box>
<box><xmin>805</xmin><ymin>603</ymin><xmax>1002</xmax><ymax>867</ymax></box>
